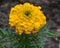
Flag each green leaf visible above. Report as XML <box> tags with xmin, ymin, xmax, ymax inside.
<box><xmin>39</xmin><ymin>22</ymin><xmax>48</xmax><ymax>32</ymax></box>
<box><xmin>0</xmin><ymin>45</ymin><xmax>3</xmax><ymax>48</ymax></box>
<box><xmin>0</xmin><ymin>29</ymin><xmax>5</xmax><ymax>36</ymax></box>
<box><xmin>47</xmin><ymin>30</ymin><xmax>57</xmax><ymax>38</ymax></box>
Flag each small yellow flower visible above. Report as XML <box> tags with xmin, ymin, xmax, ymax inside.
<box><xmin>9</xmin><ymin>2</ymin><xmax>46</xmax><ymax>35</ymax></box>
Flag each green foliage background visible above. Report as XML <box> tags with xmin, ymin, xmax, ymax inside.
<box><xmin>0</xmin><ymin>23</ymin><xmax>57</xmax><ymax>48</ymax></box>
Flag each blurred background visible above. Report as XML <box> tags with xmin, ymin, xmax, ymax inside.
<box><xmin>0</xmin><ymin>0</ymin><xmax>60</xmax><ymax>48</ymax></box>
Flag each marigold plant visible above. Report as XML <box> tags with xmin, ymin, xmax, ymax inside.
<box><xmin>0</xmin><ymin>2</ymin><xmax>57</xmax><ymax>48</ymax></box>
<box><xmin>9</xmin><ymin>2</ymin><xmax>46</xmax><ymax>35</ymax></box>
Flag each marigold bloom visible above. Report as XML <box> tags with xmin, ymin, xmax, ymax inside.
<box><xmin>9</xmin><ymin>2</ymin><xmax>46</xmax><ymax>35</ymax></box>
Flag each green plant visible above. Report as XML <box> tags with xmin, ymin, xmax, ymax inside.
<box><xmin>0</xmin><ymin>23</ymin><xmax>57</xmax><ymax>48</ymax></box>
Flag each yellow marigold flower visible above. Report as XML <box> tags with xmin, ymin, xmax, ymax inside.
<box><xmin>9</xmin><ymin>2</ymin><xmax>46</xmax><ymax>35</ymax></box>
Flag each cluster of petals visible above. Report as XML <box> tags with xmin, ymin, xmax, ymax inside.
<box><xmin>9</xmin><ymin>2</ymin><xmax>46</xmax><ymax>35</ymax></box>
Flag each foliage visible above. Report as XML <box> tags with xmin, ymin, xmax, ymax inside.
<box><xmin>0</xmin><ymin>23</ymin><xmax>57</xmax><ymax>48</ymax></box>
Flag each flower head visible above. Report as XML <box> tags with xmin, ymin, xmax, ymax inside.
<box><xmin>9</xmin><ymin>2</ymin><xmax>46</xmax><ymax>35</ymax></box>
